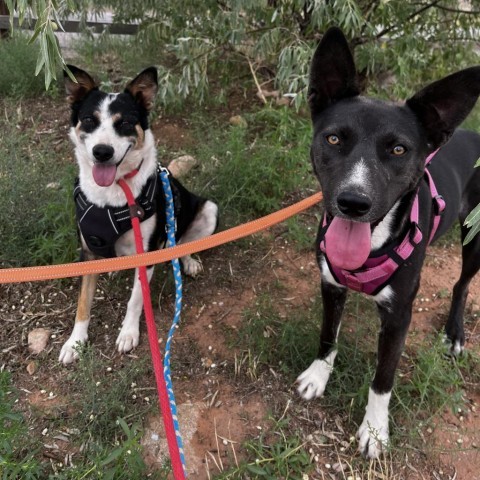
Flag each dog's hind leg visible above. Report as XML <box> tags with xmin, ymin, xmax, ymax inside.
<box><xmin>59</xmin><ymin>272</ymin><xmax>99</xmax><ymax>364</ymax></box>
<box><xmin>445</xmin><ymin>220</ymin><xmax>480</xmax><ymax>355</ymax></box>
<box><xmin>116</xmin><ymin>266</ymin><xmax>155</xmax><ymax>353</ymax></box>
<box><xmin>297</xmin><ymin>277</ymin><xmax>347</xmax><ymax>400</ymax></box>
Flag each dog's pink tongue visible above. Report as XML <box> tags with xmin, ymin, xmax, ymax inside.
<box><xmin>92</xmin><ymin>164</ymin><xmax>117</xmax><ymax>187</ymax></box>
<box><xmin>324</xmin><ymin>217</ymin><xmax>371</xmax><ymax>270</ymax></box>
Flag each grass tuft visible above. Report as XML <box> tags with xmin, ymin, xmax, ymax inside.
<box><xmin>0</xmin><ymin>34</ymin><xmax>54</xmax><ymax>97</ymax></box>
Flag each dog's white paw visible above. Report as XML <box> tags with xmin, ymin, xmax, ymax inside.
<box><xmin>443</xmin><ymin>335</ymin><xmax>464</xmax><ymax>356</ymax></box>
<box><xmin>296</xmin><ymin>351</ymin><xmax>337</xmax><ymax>400</ymax></box>
<box><xmin>181</xmin><ymin>255</ymin><xmax>203</xmax><ymax>277</ymax></box>
<box><xmin>357</xmin><ymin>389</ymin><xmax>391</xmax><ymax>459</ymax></box>
<box><xmin>116</xmin><ymin>327</ymin><xmax>140</xmax><ymax>353</ymax></box>
<box><xmin>59</xmin><ymin>322</ymin><xmax>89</xmax><ymax>364</ymax></box>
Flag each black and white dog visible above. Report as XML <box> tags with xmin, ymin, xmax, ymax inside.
<box><xmin>297</xmin><ymin>28</ymin><xmax>480</xmax><ymax>458</ymax></box>
<box><xmin>59</xmin><ymin>66</ymin><xmax>218</xmax><ymax>364</ymax></box>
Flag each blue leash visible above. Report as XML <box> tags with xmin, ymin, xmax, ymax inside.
<box><xmin>159</xmin><ymin>166</ymin><xmax>187</xmax><ymax>474</ymax></box>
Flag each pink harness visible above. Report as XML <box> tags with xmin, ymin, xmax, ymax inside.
<box><xmin>320</xmin><ymin>151</ymin><xmax>446</xmax><ymax>295</ymax></box>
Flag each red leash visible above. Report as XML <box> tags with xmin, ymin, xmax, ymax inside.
<box><xmin>117</xmin><ymin>176</ymin><xmax>186</xmax><ymax>479</ymax></box>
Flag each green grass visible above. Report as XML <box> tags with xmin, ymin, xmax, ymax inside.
<box><xmin>236</xmin><ymin>292</ymin><xmax>321</xmax><ymax>376</ymax></box>
<box><xmin>190</xmin><ymin>107</ymin><xmax>316</xmax><ymax>228</ymax></box>
<box><xmin>31</xmin><ymin>345</ymin><xmax>163</xmax><ymax>479</ymax></box>
<box><xmin>215</xmin><ymin>418</ymin><xmax>312</xmax><ymax>479</ymax></box>
<box><xmin>0</xmin><ymin>100</ymin><xmax>77</xmax><ymax>266</ymax></box>
<box><xmin>0</xmin><ymin>34</ymin><xmax>56</xmax><ymax>97</ymax></box>
<box><xmin>235</xmin><ymin>289</ymin><xmax>476</xmax><ymax>451</ymax></box>
<box><xmin>0</xmin><ymin>371</ymin><xmax>44</xmax><ymax>479</ymax></box>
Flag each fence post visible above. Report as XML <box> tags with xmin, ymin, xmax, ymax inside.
<box><xmin>0</xmin><ymin>0</ymin><xmax>9</xmax><ymax>38</ymax></box>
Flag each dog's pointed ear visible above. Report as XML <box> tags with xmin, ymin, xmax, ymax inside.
<box><xmin>64</xmin><ymin>65</ymin><xmax>97</xmax><ymax>105</ymax></box>
<box><xmin>308</xmin><ymin>27</ymin><xmax>360</xmax><ymax>117</ymax></box>
<box><xmin>406</xmin><ymin>66</ymin><xmax>480</xmax><ymax>149</ymax></box>
<box><xmin>125</xmin><ymin>67</ymin><xmax>158</xmax><ymax>112</ymax></box>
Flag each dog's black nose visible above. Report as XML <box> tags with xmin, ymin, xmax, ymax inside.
<box><xmin>92</xmin><ymin>144</ymin><xmax>114</xmax><ymax>162</ymax></box>
<box><xmin>337</xmin><ymin>192</ymin><xmax>372</xmax><ymax>217</ymax></box>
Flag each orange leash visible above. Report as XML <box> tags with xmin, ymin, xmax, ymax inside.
<box><xmin>0</xmin><ymin>192</ymin><xmax>323</xmax><ymax>284</ymax></box>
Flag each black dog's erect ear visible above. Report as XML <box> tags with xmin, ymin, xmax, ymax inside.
<box><xmin>406</xmin><ymin>66</ymin><xmax>480</xmax><ymax>149</ymax></box>
<box><xmin>308</xmin><ymin>27</ymin><xmax>360</xmax><ymax>117</ymax></box>
<box><xmin>64</xmin><ymin>65</ymin><xmax>97</xmax><ymax>105</ymax></box>
<box><xmin>125</xmin><ymin>67</ymin><xmax>158</xmax><ymax>112</ymax></box>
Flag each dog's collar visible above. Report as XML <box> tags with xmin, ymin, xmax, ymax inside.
<box><xmin>319</xmin><ymin>151</ymin><xmax>445</xmax><ymax>295</ymax></box>
<box><xmin>122</xmin><ymin>159</ymin><xmax>144</xmax><ymax>180</ymax></box>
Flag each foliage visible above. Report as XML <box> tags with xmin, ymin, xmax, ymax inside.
<box><xmin>6</xmin><ymin>0</ymin><xmax>76</xmax><ymax>89</ymax></box>
<box><xmin>191</xmin><ymin>107</ymin><xmax>315</xmax><ymax>227</ymax></box>
<box><xmin>0</xmin><ymin>33</ymin><xmax>47</xmax><ymax>97</ymax></box>
<box><xmin>0</xmin><ymin>370</ymin><xmax>44</xmax><ymax>479</ymax></box>
<box><xmin>464</xmin><ymin>157</ymin><xmax>480</xmax><ymax>244</ymax></box>
<box><xmin>0</xmin><ymin>100</ymin><xmax>77</xmax><ymax>267</ymax></box>
<box><xmin>216</xmin><ymin>418</ymin><xmax>312</xmax><ymax>479</ymax></box>
<box><xmin>7</xmin><ymin>1</ymin><xmax>480</xmax><ymax>104</ymax></box>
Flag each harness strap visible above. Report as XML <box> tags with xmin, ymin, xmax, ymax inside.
<box><xmin>321</xmin><ymin>150</ymin><xmax>445</xmax><ymax>295</ymax></box>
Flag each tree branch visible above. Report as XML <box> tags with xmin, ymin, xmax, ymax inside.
<box><xmin>353</xmin><ymin>0</ymin><xmax>442</xmax><ymax>46</ymax></box>
<box><xmin>436</xmin><ymin>4</ymin><xmax>480</xmax><ymax>14</ymax></box>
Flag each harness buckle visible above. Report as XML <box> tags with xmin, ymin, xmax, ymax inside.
<box><xmin>409</xmin><ymin>223</ymin><xmax>423</xmax><ymax>245</ymax></box>
<box><xmin>129</xmin><ymin>203</ymin><xmax>145</xmax><ymax>220</ymax></box>
<box><xmin>433</xmin><ymin>195</ymin><xmax>445</xmax><ymax>215</ymax></box>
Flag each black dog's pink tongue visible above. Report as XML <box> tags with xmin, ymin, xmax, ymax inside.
<box><xmin>324</xmin><ymin>217</ymin><xmax>371</xmax><ymax>270</ymax></box>
<box><xmin>92</xmin><ymin>164</ymin><xmax>117</xmax><ymax>187</ymax></box>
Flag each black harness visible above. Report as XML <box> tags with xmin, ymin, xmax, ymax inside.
<box><xmin>74</xmin><ymin>169</ymin><xmax>168</xmax><ymax>258</ymax></box>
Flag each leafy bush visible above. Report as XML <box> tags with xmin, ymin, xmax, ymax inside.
<box><xmin>0</xmin><ymin>33</ymin><xmax>50</xmax><ymax>97</ymax></box>
<box><xmin>9</xmin><ymin>1</ymin><xmax>480</xmax><ymax>105</ymax></box>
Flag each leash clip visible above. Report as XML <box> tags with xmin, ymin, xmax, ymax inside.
<box><xmin>159</xmin><ymin>165</ymin><xmax>170</xmax><ymax>176</ymax></box>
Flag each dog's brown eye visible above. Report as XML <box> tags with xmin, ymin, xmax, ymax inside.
<box><xmin>392</xmin><ymin>145</ymin><xmax>406</xmax><ymax>156</ymax></box>
<box><xmin>326</xmin><ymin>134</ymin><xmax>340</xmax><ymax>145</ymax></box>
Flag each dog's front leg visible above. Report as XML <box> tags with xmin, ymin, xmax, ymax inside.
<box><xmin>59</xmin><ymin>272</ymin><xmax>99</xmax><ymax>364</ymax></box>
<box><xmin>116</xmin><ymin>266</ymin><xmax>154</xmax><ymax>353</ymax></box>
<box><xmin>297</xmin><ymin>280</ymin><xmax>347</xmax><ymax>399</ymax></box>
<box><xmin>357</xmin><ymin>294</ymin><xmax>414</xmax><ymax>458</ymax></box>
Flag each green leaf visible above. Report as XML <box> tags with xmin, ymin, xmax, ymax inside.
<box><xmin>463</xmin><ymin>220</ymin><xmax>480</xmax><ymax>245</ymax></box>
<box><xmin>246</xmin><ymin>463</ymin><xmax>268</xmax><ymax>475</ymax></box>
<box><xmin>100</xmin><ymin>447</ymin><xmax>124</xmax><ymax>467</ymax></box>
<box><xmin>464</xmin><ymin>202</ymin><xmax>480</xmax><ymax>228</ymax></box>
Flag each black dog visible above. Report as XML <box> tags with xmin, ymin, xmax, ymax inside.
<box><xmin>60</xmin><ymin>66</ymin><xmax>218</xmax><ymax>364</ymax></box>
<box><xmin>297</xmin><ymin>27</ymin><xmax>480</xmax><ymax>458</ymax></box>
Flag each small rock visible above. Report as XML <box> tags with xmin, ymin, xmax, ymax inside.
<box><xmin>26</xmin><ymin>361</ymin><xmax>37</xmax><ymax>375</ymax></box>
<box><xmin>229</xmin><ymin>115</ymin><xmax>247</xmax><ymax>128</ymax></box>
<box><xmin>28</xmin><ymin>328</ymin><xmax>51</xmax><ymax>354</ymax></box>
<box><xmin>168</xmin><ymin>155</ymin><xmax>198</xmax><ymax>177</ymax></box>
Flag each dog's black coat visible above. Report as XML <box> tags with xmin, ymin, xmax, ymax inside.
<box><xmin>300</xmin><ymin>27</ymin><xmax>480</xmax><ymax>457</ymax></box>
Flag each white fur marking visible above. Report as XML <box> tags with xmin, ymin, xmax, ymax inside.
<box><xmin>371</xmin><ymin>201</ymin><xmax>400</xmax><ymax>250</ymax></box>
<box><xmin>59</xmin><ymin>320</ymin><xmax>90</xmax><ymax>364</ymax></box>
<box><xmin>297</xmin><ymin>350</ymin><xmax>338</xmax><ymax>400</ymax></box>
<box><xmin>116</xmin><ymin>267</ymin><xmax>154</xmax><ymax>353</ymax></box>
<box><xmin>373</xmin><ymin>285</ymin><xmax>394</xmax><ymax>307</ymax></box>
<box><xmin>357</xmin><ymin>388</ymin><xmax>391</xmax><ymax>458</ymax></box>
<box><xmin>343</xmin><ymin>158</ymin><xmax>369</xmax><ymax>188</ymax></box>
<box><xmin>320</xmin><ymin>257</ymin><xmax>345</xmax><ymax>289</ymax></box>
<box><xmin>453</xmin><ymin>340</ymin><xmax>464</xmax><ymax>356</ymax></box>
